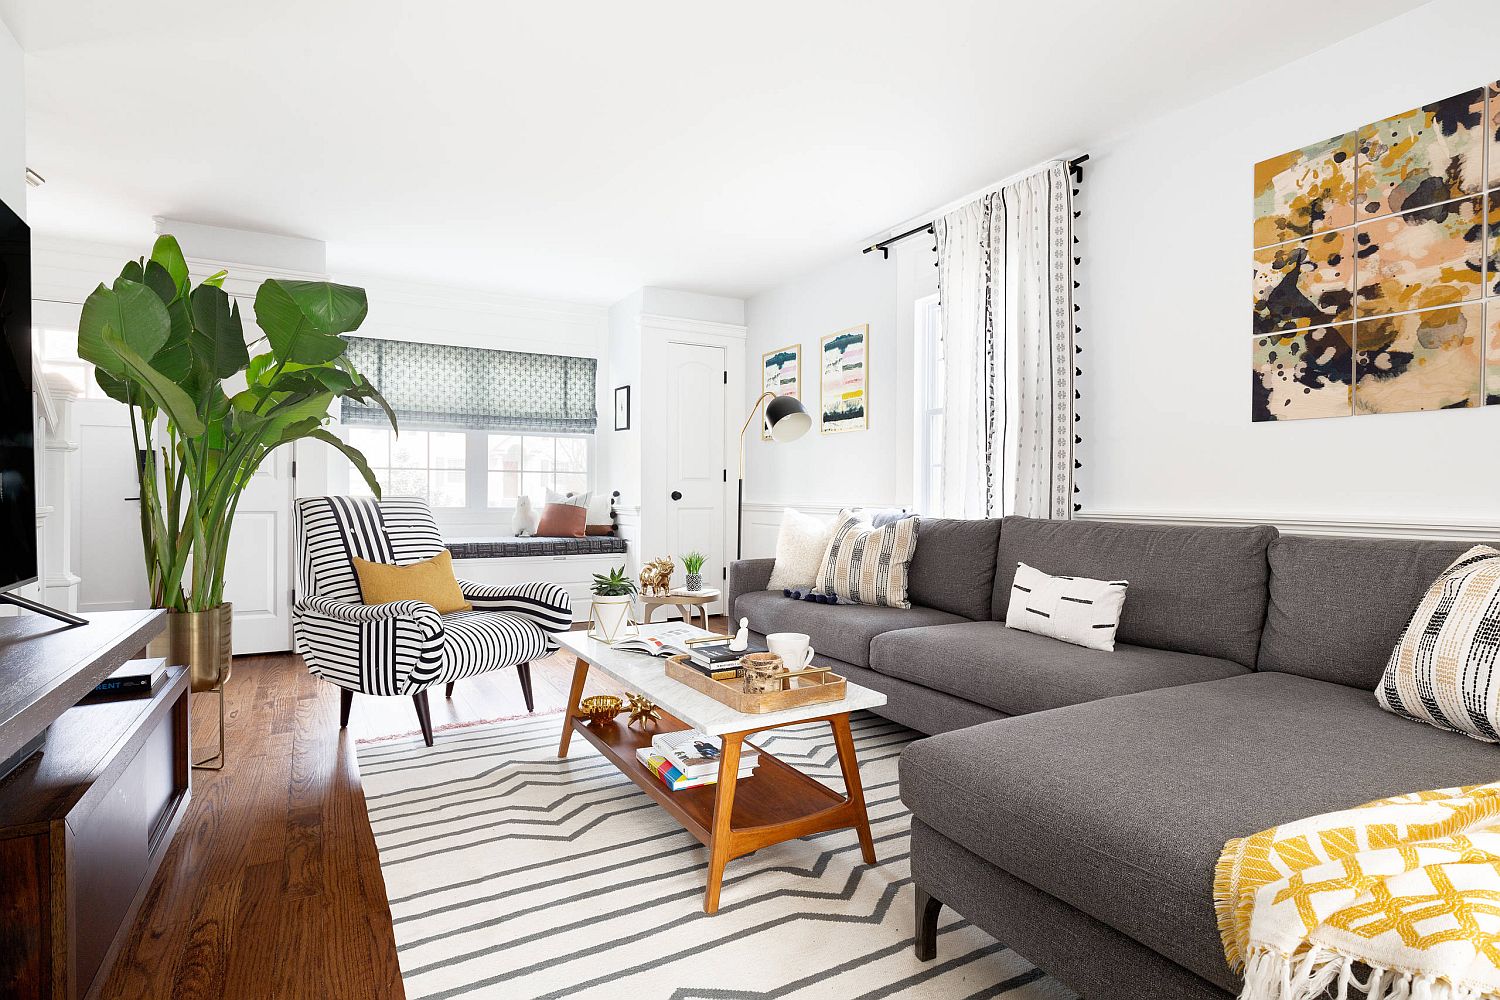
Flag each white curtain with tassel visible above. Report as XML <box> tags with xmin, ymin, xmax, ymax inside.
<box><xmin>934</xmin><ymin>160</ymin><xmax>1076</xmax><ymax>520</ymax></box>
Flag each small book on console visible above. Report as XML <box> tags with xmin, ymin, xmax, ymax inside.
<box><xmin>92</xmin><ymin>657</ymin><xmax>167</xmax><ymax>696</ymax></box>
<box><xmin>689</xmin><ymin>643</ymin><xmax>768</xmax><ymax>668</ymax></box>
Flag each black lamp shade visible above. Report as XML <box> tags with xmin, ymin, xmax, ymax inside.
<box><xmin>765</xmin><ymin>394</ymin><xmax>812</xmax><ymax>442</ymax></box>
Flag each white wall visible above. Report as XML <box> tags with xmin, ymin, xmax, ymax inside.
<box><xmin>1079</xmin><ymin>0</ymin><xmax>1500</xmax><ymax>526</ymax></box>
<box><xmin>0</xmin><ymin>14</ymin><xmax>22</xmax><ymax>221</ymax></box>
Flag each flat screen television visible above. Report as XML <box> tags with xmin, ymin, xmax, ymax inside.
<box><xmin>0</xmin><ymin>194</ymin><xmax>35</xmax><ymax>595</ymax></box>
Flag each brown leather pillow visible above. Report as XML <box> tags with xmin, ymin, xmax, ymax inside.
<box><xmin>536</xmin><ymin>502</ymin><xmax>587</xmax><ymax>538</ymax></box>
<box><xmin>585</xmin><ymin>524</ymin><xmax>615</xmax><ymax>536</ymax></box>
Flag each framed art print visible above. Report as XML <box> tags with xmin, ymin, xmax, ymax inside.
<box><xmin>820</xmin><ymin>325</ymin><xmax>868</xmax><ymax>434</ymax></box>
<box><xmin>614</xmin><ymin>385</ymin><xmax>630</xmax><ymax>431</ymax></box>
<box><xmin>761</xmin><ymin>344</ymin><xmax>801</xmax><ymax>439</ymax></box>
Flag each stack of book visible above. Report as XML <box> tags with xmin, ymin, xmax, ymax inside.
<box><xmin>635</xmin><ymin>729</ymin><xmax>759</xmax><ymax>791</ymax></box>
<box><xmin>682</xmin><ymin>640</ymin><xmax>769</xmax><ymax>681</ymax></box>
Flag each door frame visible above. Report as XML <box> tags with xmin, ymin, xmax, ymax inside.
<box><xmin>637</xmin><ymin>314</ymin><xmax>745</xmax><ymax>611</ymax></box>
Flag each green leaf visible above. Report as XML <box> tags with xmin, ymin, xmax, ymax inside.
<box><xmin>189</xmin><ymin>285</ymin><xmax>249</xmax><ymax>380</ymax></box>
<box><xmin>201</xmin><ymin>269</ymin><xmax>228</xmax><ymax>288</ymax></box>
<box><xmin>102</xmin><ymin>328</ymin><xmax>206</xmax><ymax>437</ymax></box>
<box><xmin>78</xmin><ymin>279</ymin><xmax>172</xmax><ymax>378</ymax></box>
<box><xmin>141</xmin><ymin>259</ymin><xmax>179</xmax><ymax>307</ymax></box>
<box><xmin>346</xmin><ymin>376</ymin><xmax>398</xmax><ymax>433</ymax></box>
<box><xmin>150</xmin><ymin>235</ymin><xmax>190</xmax><ymax>298</ymax></box>
<box><xmin>306</xmin><ymin>428</ymin><xmax>383</xmax><ymax>498</ymax></box>
<box><xmin>270</xmin><ymin>279</ymin><xmax>368</xmax><ymax>334</ymax></box>
<box><xmin>94</xmin><ymin>367</ymin><xmax>133</xmax><ymax>405</ymax></box>
<box><xmin>253</xmin><ymin>280</ymin><xmax>350</xmax><ymax>364</ymax></box>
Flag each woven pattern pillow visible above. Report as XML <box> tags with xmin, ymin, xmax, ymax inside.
<box><xmin>1004</xmin><ymin>562</ymin><xmax>1129</xmax><ymax>651</ymax></box>
<box><xmin>812</xmin><ymin>509</ymin><xmax>918</xmax><ymax>608</ymax></box>
<box><xmin>1377</xmin><ymin>545</ymin><xmax>1500</xmax><ymax>742</ymax></box>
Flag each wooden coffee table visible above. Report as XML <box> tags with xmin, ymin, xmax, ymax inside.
<box><xmin>554</xmin><ymin>625</ymin><xmax>888</xmax><ymax>914</ymax></box>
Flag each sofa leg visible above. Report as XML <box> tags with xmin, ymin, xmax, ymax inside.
<box><xmin>915</xmin><ymin>885</ymin><xmax>942</xmax><ymax>962</ymax></box>
<box><xmin>445</xmin><ymin>681</ymin><xmax>455</xmax><ymax>698</ymax></box>
<box><xmin>339</xmin><ymin>689</ymin><xmax>353</xmax><ymax>729</ymax></box>
<box><xmin>516</xmin><ymin>661</ymin><xmax>535</xmax><ymax>713</ymax></box>
<box><xmin>413</xmin><ymin>690</ymin><xmax>435</xmax><ymax>747</ymax></box>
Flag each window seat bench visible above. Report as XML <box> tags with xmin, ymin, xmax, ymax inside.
<box><xmin>448</xmin><ymin>535</ymin><xmax>629</xmax><ymax>622</ymax></box>
<box><xmin>447</xmin><ymin>536</ymin><xmax>626</xmax><ymax>559</ymax></box>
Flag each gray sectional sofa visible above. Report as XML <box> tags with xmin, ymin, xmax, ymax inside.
<box><xmin>727</xmin><ymin>516</ymin><xmax>1500</xmax><ymax>1000</ymax></box>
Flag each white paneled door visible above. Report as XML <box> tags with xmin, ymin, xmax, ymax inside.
<box><xmin>75</xmin><ymin>399</ymin><xmax>150</xmax><ymax>613</ymax></box>
<box><xmin>223</xmin><ymin>447</ymin><xmax>294</xmax><ymax>653</ymax></box>
<box><xmin>663</xmin><ymin>342</ymin><xmax>727</xmax><ymax>613</ymax></box>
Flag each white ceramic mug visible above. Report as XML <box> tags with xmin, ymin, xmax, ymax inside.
<box><xmin>766</xmin><ymin>632</ymin><xmax>815</xmax><ymax>671</ymax></box>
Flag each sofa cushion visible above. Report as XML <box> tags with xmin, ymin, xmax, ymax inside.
<box><xmin>871</xmin><ymin>620</ymin><xmax>1246</xmax><ymax>716</ymax></box>
<box><xmin>906</xmin><ymin>517</ymin><xmax>1002</xmax><ymax>621</ymax></box>
<box><xmin>1258</xmin><ymin>534</ymin><xmax>1500</xmax><ymax>688</ymax></box>
<box><xmin>733</xmin><ymin>590</ymin><xmax>965</xmax><ymax>668</ymax></box>
<box><xmin>992</xmin><ymin>517</ymin><xmax>1276</xmax><ymax>667</ymax></box>
<box><xmin>900</xmin><ymin>671</ymin><xmax>1500</xmax><ymax>990</ymax></box>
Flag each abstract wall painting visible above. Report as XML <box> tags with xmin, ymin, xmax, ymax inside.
<box><xmin>761</xmin><ymin>344</ymin><xmax>800</xmax><ymax>440</ymax></box>
<box><xmin>1354</xmin><ymin>196</ymin><xmax>1485</xmax><ymax>317</ymax></box>
<box><xmin>1354</xmin><ymin>303</ymin><xmax>1482</xmax><ymax>415</ymax></box>
<box><xmin>820</xmin><ymin>325</ymin><xmax>868</xmax><ymax>434</ymax></box>
<box><xmin>1252</xmin><ymin>230</ymin><xmax>1354</xmax><ymax>334</ymax></box>
<box><xmin>1357</xmin><ymin>89</ymin><xmax>1485</xmax><ymax>220</ymax></box>
<box><xmin>1251</xmin><ymin>326</ymin><xmax>1353</xmax><ymax>422</ymax></box>
<box><xmin>1252</xmin><ymin>81</ymin><xmax>1500</xmax><ymax>423</ymax></box>
<box><xmin>1252</xmin><ymin>132</ymin><xmax>1356</xmax><ymax>248</ymax></box>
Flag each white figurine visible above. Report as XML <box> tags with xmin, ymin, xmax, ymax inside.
<box><xmin>729</xmin><ymin>617</ymin><xmax>749</xmax><ymax>652</ymax></box>
<box><xmin>512</xmin><ymin>496</ymin><xmax>539</xmax><ymax>537</ymax></box>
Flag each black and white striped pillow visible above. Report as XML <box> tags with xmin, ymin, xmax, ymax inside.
<box><xmin>812</xmin><ymin>510</ymin><xmax>918</xmax><ymax>608</ymax></box>
<box><xmin>1004</xmin><ymin>562</ymin><xmax>1129</xmax><ymax>651</ymax></box>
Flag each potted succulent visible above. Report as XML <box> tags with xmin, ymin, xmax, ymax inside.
<box><xmin>680</xmin><ymin>551</ymin><xmax>707</xmax><ymax>593</ymax></box>
<box><xmin>589</xmin><ymin>565</ymin><xmax>637</xmax><ymax>643</ymax></box>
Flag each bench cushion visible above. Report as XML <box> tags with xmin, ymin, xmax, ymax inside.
<box><xmin>992</xmin><ymin>517</ymin><xmax>1276</xmax><ymax>667</ymax></box>
<box><xmin>1257</xmin><ymin>534</ymin><xmax>1500</xmax><ymax>688</ymax></box>
<box><xmin>870</xmin><ymin>620</ymin><xmax>1246</xmax><ymax>716</ymax></box>
<box><xmin>733</xmin><ymin>591</ymin><xmax>965</xmax><ymax>668</ymax></box>
<box><xmin>900</xmin><ymin>672</ymin><xmax>1500</xmax><ymax>990</ymax></box>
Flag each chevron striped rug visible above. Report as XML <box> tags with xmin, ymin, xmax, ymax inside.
<box><xmin>356</xmin><ymin>710</ymin><xmax>1073</xmax><ymax>1000</ymax></box>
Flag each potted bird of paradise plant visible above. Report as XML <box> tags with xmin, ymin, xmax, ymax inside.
<box><xmin>76</xmin><ymin>235</ymin><xmax>394</xmax><ymax>764</ymax></box>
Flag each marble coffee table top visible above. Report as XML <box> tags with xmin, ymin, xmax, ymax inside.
<box><xmin>555</xmin><ymin>623</ymin><xmax>887</xmax><ymax>737</ymax></box>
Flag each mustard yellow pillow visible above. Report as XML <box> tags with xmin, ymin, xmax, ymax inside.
<box><xmin>352</xmin><ymin>550</ymin><xmax>471</xmax><ymax>614</ymax></box>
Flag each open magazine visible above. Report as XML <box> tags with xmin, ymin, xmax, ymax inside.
<box><xmin>610</xmin><ymin>623</ymin><xmax>731</xmax><ymax>658</ymax></box>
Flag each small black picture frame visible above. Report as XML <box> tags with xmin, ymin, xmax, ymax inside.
<box><xmin>614</xmin><ymin>385</ymin><xmax>631</xmax><ymax>431</ymax></box>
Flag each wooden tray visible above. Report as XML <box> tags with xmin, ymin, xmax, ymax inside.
<box><xmin>665</xmin><ymin>654</ymin><xmax>847</xmax><ymax>714</ymax></box>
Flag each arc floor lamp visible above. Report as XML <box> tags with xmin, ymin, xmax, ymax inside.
<box><xmin>737</xmin><ymin>391</ymin><xmax>812</xmax><ymax>558</ymax></box>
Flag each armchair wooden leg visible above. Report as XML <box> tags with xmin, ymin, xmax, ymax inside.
<box><xmin>339</xmin><ymin>689</ymin><xmax>353</xmax><ymax>729</ymax></box>
<box><xmin>915</xmin><ymin>885</ymin><xmax>943</xmax><ymax>961</ymax></box>
<box><xmin>516</xmin><ymin>661</ymin><xmax>535</xmax><ymax>713</ymax></box>
<box><xmin>413</xmin><ymin>690</ymin><xmax>435</xmax><ymax>746</ymax></box>
<box><xmin>445</xmin><ymin>681</ymin><xmax>456</xmax><ymax>698</ymax></box>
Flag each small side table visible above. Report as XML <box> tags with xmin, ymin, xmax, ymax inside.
<box><xmin>641</xmin><ymin>593</ymin><xmax>715</xmax><ymax>631</ymax></box>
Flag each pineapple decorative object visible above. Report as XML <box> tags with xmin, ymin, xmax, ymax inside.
<box><xmin>680</xmin><ymin>551</ymin><xmax>707</xmax><ymax>593</ymax></box>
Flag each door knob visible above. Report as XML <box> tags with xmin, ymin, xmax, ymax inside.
<box><xmin>670</xmin><ymin>490</ymin><xmax>683</xmax><ymax>501</ymax></box>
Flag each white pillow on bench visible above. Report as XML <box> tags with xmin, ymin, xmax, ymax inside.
<box><xmin>1004</xmin><ymin>562</ymin><xmax>1129</xmax><ymax>652</ymax></box>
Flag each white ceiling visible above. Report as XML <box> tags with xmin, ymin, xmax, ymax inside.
<box><xmin>2</xmin><ymin>0</ymin><xmax>1427</xmax><ymax>304</ymax></box>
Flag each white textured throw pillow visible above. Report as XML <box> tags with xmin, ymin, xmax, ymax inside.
<box><xmin>812</xmin><ymin>509</ymin><xmax>919</xmax><ymax>608</ymax></box>
<box><xmin>1005</xmin><ymin>562</ymin><xmax>1129</xmax><ymax>651</ymax></box>
<box><xmin>1377</xmin><ymin>545</ymin><xmax>1500</xmax><ymax>742</ymax></box>
<box><xmin>767</xmin><ymin>508</ymin><xmax>835</xmax><ymax>591</ymax></box>
<box><xmin>545</xmin><ymin>487</ymin><xmax>591</xmax><ymax>508</ymax></box>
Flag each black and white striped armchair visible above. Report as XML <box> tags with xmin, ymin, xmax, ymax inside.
<box><xmin>293</xmin><ymin>496</ymin><xmax>572</xmax><ymax>745</ymax></box>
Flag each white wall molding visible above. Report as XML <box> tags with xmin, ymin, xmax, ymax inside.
<box><xmin>638</xmin><ymin>313</ymin><xmax>747</xmax><ymax>339</ymax></box>
<box><xmin>741</xmin><ymin>500</ymin><xmax>903</xmax><ymax>517</ymax></box>
<box><xmin>1078</xmin><ymin>508</ymin><xmax>1500</xmax><ymax>541</ymax></box>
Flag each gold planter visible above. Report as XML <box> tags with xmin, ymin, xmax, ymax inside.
<box><xmin>151</xmin><ymin>604</ymin><xmax>233</xmax><ymax>770</ymax></box>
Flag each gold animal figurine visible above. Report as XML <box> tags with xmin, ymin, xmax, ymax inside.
<box><xmin>640</xmin><ymin>557</ymin><xmax>674</xmax><ymax>597</ymax></box>
<box><xmin>626</xmin><ymin>693</ymin><xmax>661</xmax><ymax>729</ymax></box>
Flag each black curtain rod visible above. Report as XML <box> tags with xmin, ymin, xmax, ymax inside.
<box><xmin>862</xmin><ymin>154</ymin><xmax>1089</xmax><ymax>258</ymax></box>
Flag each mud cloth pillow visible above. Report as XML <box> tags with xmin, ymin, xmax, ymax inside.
<box><xmin>811</xmin><ymin>509</ymin><xmax>919</xmax><ymax>608</ymax></box>
<box><xmin>1004</xmin><ymin>562</ymin><xmax>1128</xmax><ymax>652</ymax></box>
<box><xmin>1377</xmin><ymin>545</ymin><xmax>1500</xmax><ymax>742</ymax></box>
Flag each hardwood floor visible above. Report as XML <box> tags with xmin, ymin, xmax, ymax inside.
<box><xmin>97</xmin><ymin>621</ymin><xmax>693</xmax><ymax>999</ymax></box>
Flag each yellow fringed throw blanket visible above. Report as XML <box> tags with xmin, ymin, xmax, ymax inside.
<box><xmin>1215</xmin><ymin>783</ymin><xmax>1500</xmax><ymax>1000</ymax></box>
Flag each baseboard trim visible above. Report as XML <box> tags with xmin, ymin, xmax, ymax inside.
<box><xmin>1076</xmin><ymin>508</ymin><xmax>1500</xmax><ymax>542</ymax></box>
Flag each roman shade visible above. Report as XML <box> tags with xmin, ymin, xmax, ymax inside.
<box><xmin>340</xmin><ymin>337</ymin><xmax>598</xmax><ymax>433</ymax></box>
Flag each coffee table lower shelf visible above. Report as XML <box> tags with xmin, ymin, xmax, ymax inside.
<box><xmin>562</xmin><ymin>709</ymin><xmax>877</xmax><ymax>913</ymax></box>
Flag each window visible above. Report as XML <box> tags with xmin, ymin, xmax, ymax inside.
<box><xmin>915</xmin><ymin>293</ymin><xmax>945</xmax><ymax>514</ymax></box>
<box><xmin>344</xmin><ymin>427</ymin><xmax>592</xmax><ymax>512</ymax></box>
<box><xmin>36</xmin><ymin>326</ymin><xmax>110</xmax><ymax>399</ymax></box>
<box><xmin>486</xmin><ymin>434</ymin><xmax>589</xmax><ymax>506</ymax></box>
